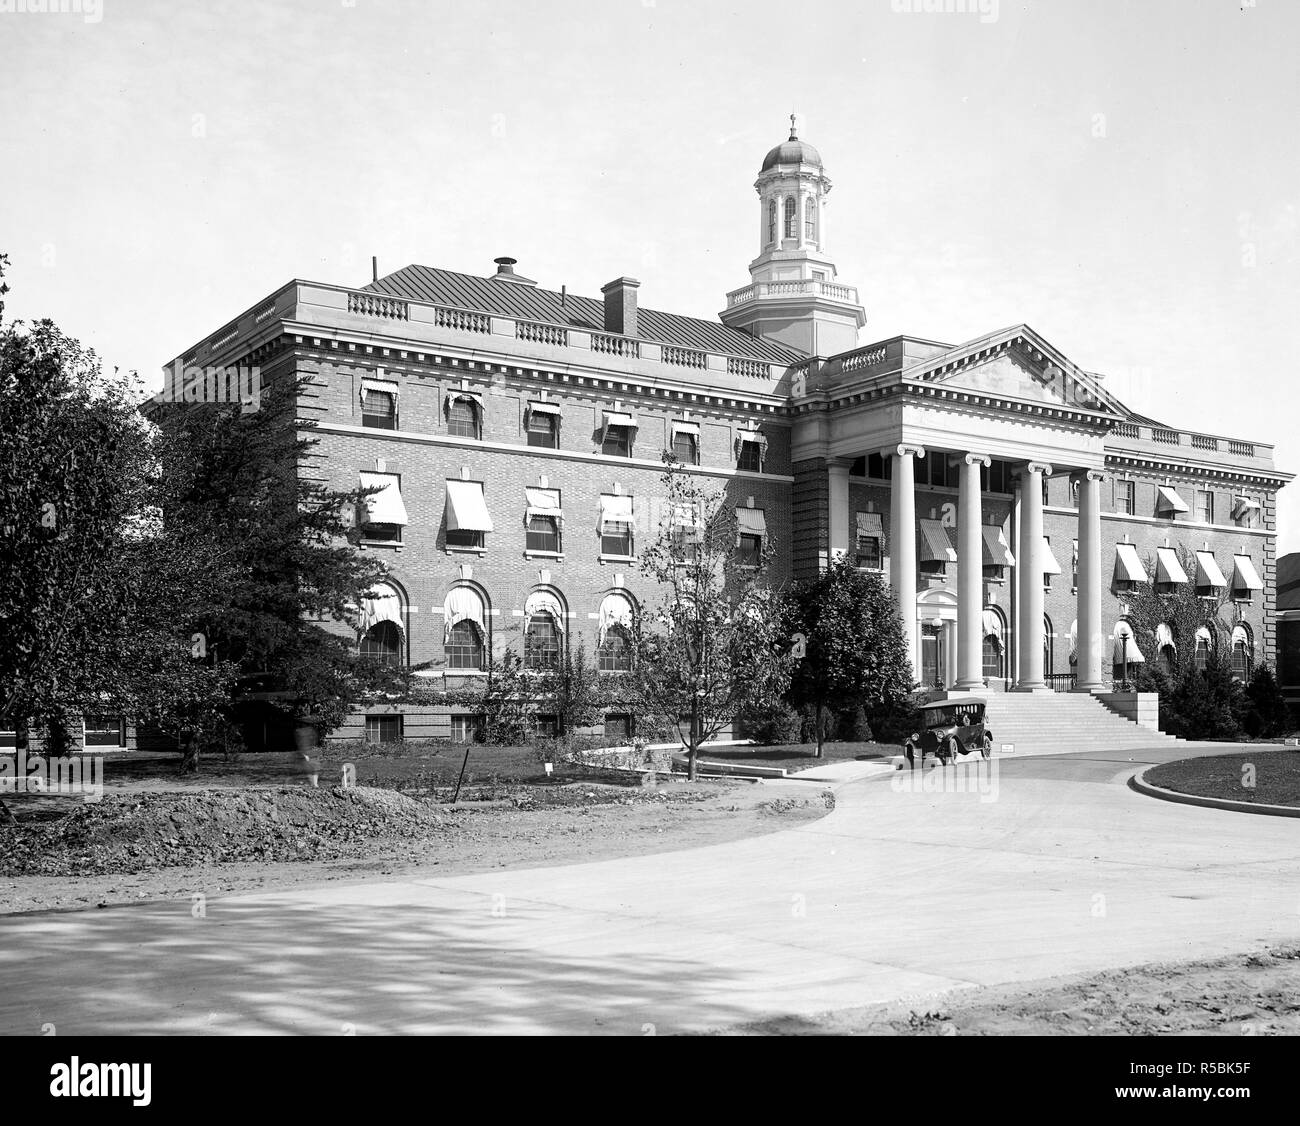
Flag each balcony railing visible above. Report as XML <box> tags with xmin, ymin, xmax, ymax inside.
<box><xmin>1045</xmin><ymin>673</ymin><xmax>1076</xmax><ymax>693</ymax></box>
<box><xmin>591</xmin><ymin>333</ymin><xmax>639</xmax><ymax>358</ymax></box>
<box><xmin>516</xmin><ymin>320</ymin><xmax>568</xmax><ymax>347</ymax></box>
<box><xmin>661</xmin><ymin>345</ymin><xmax>708</xmax><ymax>369</ymax></box>
<box><xmin>726</xmin><ymin>278</ymin><xmax>861</xmax><ymax>307</ymax></box>
<box><xmin>432</xmin><ymin>306</ymin><xmax>490</xmax><ymax>334</ymax></box>
<box><xmin>348</xmin><ymin>293</ymin><xmax>409</xmax><ymax>321</ymax></box>
<box><xmin>727</xmin><ymin>356</ymin><xmax>771</xmax><ymax>378</ymax></box>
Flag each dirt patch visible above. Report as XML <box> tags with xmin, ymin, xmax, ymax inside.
<box><xmin>719</xmin><ymin>945</ymin><xmax>1300</xmax><ymax>1035</ymax></box>
<box><xmin>0</xmin><ymin>779</ymin><xmax>832</xmax><ymax>915</ymax></box>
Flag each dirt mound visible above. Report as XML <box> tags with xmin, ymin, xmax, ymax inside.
<box><xmin>0</xmin><ymin>786</ymin><xmax>447</xmax><ymax>876</ymax></box>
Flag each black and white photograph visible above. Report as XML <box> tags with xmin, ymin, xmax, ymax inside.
<box><xmin>1</xmin><ymin>0</ymin><xmax>1296</xmax><ymax>1103</ymax></box>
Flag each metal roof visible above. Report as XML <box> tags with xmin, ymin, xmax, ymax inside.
<box><xmin>1278</xmin><ymin>552</ymin><xmax>1300</xmax><ymax>610</ymax></box>
<box><xmin>363</xmin><ymin>264</ymin><xmax>803</xmax><ymax>364</ymax></box>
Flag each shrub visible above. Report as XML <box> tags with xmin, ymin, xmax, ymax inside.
<box><xmin>871</xmin><ymin>692</ymin><xmax>926</xmax><ymax>746</ymax></box>
<box><xmin>1161</xmin><ymin>649</ymin><xmax>1246</xmax><ymax>741</ymax></box>
<box><xmin>738</xmin><ymin>700</ymin><xmax>801</xmax><ymax>745</ymax></box>
<box><xmin>836</xmin><ymin>705</ymin><xmax>873</xmax><ymax>743</ymax></box>
<box><xmin>1242</xmin><ymin>665</ymin><xmax>1289</xmax><ymax>739</ymax></box>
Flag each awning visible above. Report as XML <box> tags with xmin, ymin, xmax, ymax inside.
<box><xmin>445</xmin><ymin>479</ymin><xmax>494</xmax><ymax>532</ymax></box>
<box><xmin>597</xmin><ymin>592</ymin><xmax>634</xmax><ymax>643</ymax></box>
<box><xmin>1155</xmin><ymin>623</ymin><xmax>1176</xmax><ymax>651</ymax></box>
<box><xmin>525</xmin><ymin>487</ymin><xmax>563</xmax><ymax>523</ymax></box>
<box><xmin>736</xmin><ymin>507</ymin><xmax>767</xmax><ymax>536</ymax></box>
<box><xmin>919</xmin><ymin>519</ymin><xmax>957</xmax><ymax>563</ymax></box>
<box><xmin>1155</xmin><ymin>547</ymin><xmax>1188</xmax><ymax>585</ymax></box>
<box><xmin>1195</xmin><ymin>550</ymin><xmax>1227</xmax><ymax>589</ymax></box>
<box><xmin>1040</xmin><ymin>537</ymin><xmax>1063</xmax><ymax>576</ymax></box>
<box><xmin>359</xmin><ymin>586</ymin><xmax>404</xmax><ymax>634</ymax></box>
<box><xmin>602</xmin><ymin>410</ymin><xmax>637</xmax><ymax>435</ymax></box>
<box><xmin>982</xmin><ymin>610</ymin><xmax>1003</xmax><ymax>642</ymax></box>
<box><xmin>598</xmin><ymin>493</ymin><xmax>633</xmax><ymax>529</ymax></box>
<box><xmin>444</xmin><ymin>389</ymin><xmax>483</xmax><ymax>411</ymax></box>
<box><xmin>526</xmin><ymin>400</ymin><xmax>561</xmax><ymax>416</ymax></box>
<box><xmin>360</xmin><ymin>377</ymin><xmax>399</xmax><ymax>401</ymax></box>
<box><xmin>981</xmin><ymin>525</ymin><xmax>1015</xmax><ymax>567</ymax></box>
<box><xmin>1233</xmin><ymin>496</ymin><xmax>1261</xmax><ymax>518</ymax></box>
<box><xmin>444</xmin><ymin>587</ymin><xmax>485</xmax><ymax>641</ymax></box>
<box><xmin>1155</xmin><ymin>485</ymin><xmax>1190</xmax><ymax>514</ymax></box>
<box><xmin>359</xmin><ymin>472</ymin><xmax>409</xmax><ymax>526</ymax></box>
<box><xmin>524</xmin><ymin>590</ymin><xmax>565</xmax><ymax>632</ymax></box>
<box><xmin>670</xmin><ymin>419</ymin><xmax>700</xmax><ymax>437</ymax></box>
<box><xmin>1232</xmin><ymin>555</ymin><xmax>1264</xmax><ymax>591</ymax></box>
<box><xmin>734</xmin><ymin>429</ymin><xmax>768</xmax><ymax>455</ymax></box>
<box><xmin>1069</xmin><ymin>619</ymin><xmax>1078</xmax><ymax>662</ymax></box>
<box><xmin>1114</xmin><ymin>542</ymin><xmax>1147</xmax><ymax>583</ymax></box>
<box><xmin>856</xmin><ymin>511</ymin><xmax>884</xmax><ymax>537</ymax></box>
<box><xmin>1230</xmin><ymin>624</ymin><xmax>1250</xmax><ymax>647</ymax></box>
<box><xmin>1112</xmin><ymin>620</ymin><xmax>1145</xmax><ymax>664</ymax></box>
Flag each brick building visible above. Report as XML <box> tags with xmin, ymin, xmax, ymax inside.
<box><xmin>159</xmin><ymin>122</ymin><xmax>1292</xmax><ymax>744</ymax></box>
<box><xmin>1278</xmin><ymin>553</ymin><xmax>1300</xmax><ymax>712</ymax></box>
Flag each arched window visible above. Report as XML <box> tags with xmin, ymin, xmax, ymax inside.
<box><xmin>767</xmin><ymin>199</ymin><xmax>776</xmax><ymax>245</ymax></box>
<box><xmin>1111</xmin><ymin>619</ymin><xmax>1145</xmax><ymax>678</ymax></box>
<box><xmin>359</xmin><ymin>583</ymin><xmax>405</xmax><ymax>666</ymax></box>
<box><xmin>598</xmin><ymin>626</ymin><xmax>632</xmax><ymax>672</ymax></box>
<box><xmin>1155</xmin><ymin>622</ymin><xmax>1177</xmax><ymax>676</ymax></box>
<box><xmin>1193</xmin><ymin>627</ymin><xmax>1212</xmax><ymax>673</ymax></box>
<box><xmin>804</xmin><ymin>197</ymin><xmax>817</xmax><ymax>241</ymax></box>
<box><xmin>1230</xmin><ymin>625</ymin><xmax>1252</xmax><ymax>681</ymax></box>
<box><xmin>783</xmin><ymin>197</ymin><xmax>797</xmax><ymax>239</ymax></box>
<box><xmin>597</xmin><ymin>591</ymin><xmax>636</xmax><ymax>672</ymax></box>
<box><xmin>524</xmin><ymin>614</ymin><xmax>560</xmax><ymax>670</ymax></box>
<box><xmin>444</xmin><ymin>585</ymin><xmax>488</xmax><ymax>670</ymax></box>
<box><xmin>361</xmin><ymin>621</ymin><xmax>402</xmax><ymax>667</ymax></box>
<box><xmin>447</xmin><ymin>396</ymin><xmax>479</xmax><ymax>439</ymax></box>
<box><xmin>982</xmin><ymin>635</ymin><xmax>1003</xmax><ymax>679</ymax></box>
<box><xmin>445</xmin><ymin>620</ymin><xmax>484</xmax><ymax>670</ymax></box>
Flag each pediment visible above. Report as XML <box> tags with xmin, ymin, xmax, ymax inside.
<box><xmin>912</xmin><ymin>328</ymin><xmax>1115</xmax><ymax>414</ymax></box>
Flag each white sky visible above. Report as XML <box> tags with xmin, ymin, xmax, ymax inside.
<box><xmin>1</xmin><ymin>0</ymin><xmax>1296</xmax><ymax>551</ymax></box>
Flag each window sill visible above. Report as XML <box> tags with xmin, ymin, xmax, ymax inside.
<box><xmin>599</xmin><ymin>554</ymin><xmax>637</xmax><ymax>565</ymax></box>
<box><xmin>362</xmin><ymin>541</ymin><xmax>403</xmax><ymax>550</ymax></box>
<box><xmin>445</xmin><ymin>546</ymin><xmax>487</xmax><ymax>556</ymax></box>
<box><xmin>524</xmin><ymin>550</ymin><xmax>564</xmax><ymax>561</ymax></box>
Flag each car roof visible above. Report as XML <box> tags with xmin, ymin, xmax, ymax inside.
<box><xmin>917</xmin><ymin>698</ymin><xmax>985</xmax><ymax>710</ymax></box>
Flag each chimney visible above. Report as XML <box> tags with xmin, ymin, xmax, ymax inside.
<box><xmin>601</xmin><ymin>276</ymin><xmax>640</xmax><ymax>337</ymax></box>
<box><xmin>372</xmin><ymin>256</ymin><xmax>378</xmax><ymax>282</ymax></box>
<box><xmin>488</xmin><ymin>256</ymin><xmax>538</xmax><ymax>287</ymax></box>
<box><xmin>493</xmin><ymin>256</ymin><xmax>517</xmax><ymax>277</ymax></box>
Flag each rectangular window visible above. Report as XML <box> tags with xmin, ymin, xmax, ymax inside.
<box><xmin>364</xmin><ymin>523</ymin><xmax>403</xmax><ymax>543</ymax></box>
<box><xmin>603</xmin><ymin>425</ymin><xmax>632</xmax><ymax>457</ymax></box>
<box><xmin>601</xmin><ymin>521</ymin><xmax>634</xmax><ymax>557</ymax></box>
<box><xmin>673</xmin><ymin>431</ymin><xmax>698</xmax><ymax>465</ymax></box>
<box><xmin>1197</xmin><ymin>489</ymin><xmax>1214</xmax><ymax>524</ymax></box>
<box><xmin>855</xmin><ymin>534</ymin><xmax>882</xmax><ymax>571</ymax></box>
<box><xmin>83</xmin><ymin>716</ymin><xmax>126</xmax><ymax>749</ymax></box>
<box><xmin>446</xmin><ymin>529</ymin><xmax>484</xmax><ymax>550</ymax></box>
<box><xmin>1041</xmin><ymin>478</ymin><xmax>1050</xmax><ymax>507</ymax></box>
<box><xmin>361</xmin><ymin>389</ymin><xmax>397</xmax><ymax>430</ymax></box>
<box><xmin>604</xmin><ymin>713</ymin><xmax>633</xmax><ymax>741</ymax></box>
<box><xmin>526</xmin><ymin>411</ymin><xmax>558</xmax><ymax>449</ymax></box>
<box><xmin>533</xmin><ymin>714</ymin><xmax>559</xmax><ymax>739</ymax></box>
<box><xmin>365</xmin><ymin>714</ymin><xmax>402</xmax><ymax>743</ymax></box>
<box><xmin>1117</xmin><ymin>480</ymin><xmax>1135</xmax><ymax>516</ymax></box>
<box><xmin>525</xmin><ymin>514</ymin><xmax>559</xmax><ymax>553</ymax></box>
<box><xmin>449</xmin><ymin>714</ymin><xmax>480</xmax><ymax>743</ymax></box>
<box><xmin>866</xmin><ymin>453</ymin><xmax>892</xmax><ymax>481</ymax></box>
<box><xmin>980</xmin><ymin>460</ymin><xmax>1010</xmax><ymax>495</ymax></box>
<box><xmin>737</xmin><ymin>533</ymin><xmax>762</xmax><ymax>566</ymax></box>
<box><xmin>737</xmin><ymin>439</ymin><xmax>762</xmax><ymax>473</ymax></box>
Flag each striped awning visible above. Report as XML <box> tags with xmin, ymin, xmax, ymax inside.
<box><xmin>856</xmin><ymin>511</ymin><xmax>884</xmax><ymax>537</ymax></box>
<box><xmin>524</xmin><ymin>590</ymin><xmax>565</xmax><ymax>632</ymax></box>
<box><xmin>736</xmin><ymin>507</ymin><xmax>767</xmax><ymax>536</ymax></box>
<box><xmin>1114</xmin><ymin>543</ymin><xmax>1147</xmax><ymax>583</ymax></box>
<box><xmin>919</xmin><ymin>519</ymin><xmax>957</xmax><ymax>563</ymax></box>
<box><xmin>1195</xmin><ymin>550</ymin><xmax>1227</xmax><ymax>589</ymax></box>
<box><xmin>1155</xmin><ymin>547</ymin><xmax>1188</xmax><ymax>585</ymax></box>
<box><xmin>360</xmin><ymin>377</ymin><xmax>400</xmax><ymax>401</ymax></box>
<box><xmin>1232</xmin><ymin>555</ymin><xmax>1264</xmax><ymax>591</ymax></box>
<box><xmin>981</xmin><ymin>525</ymin><xmax>1015</xmax><ymax>567</ymax></box>
<box><xmin>526</xmin><ymin>400</ymin><xmax>561</xmax><ymax>416</ymax></box>
<box><xmin>1112</xmin><ymin>620</ymin><xmax>1145</xmax><ymax>664</ymax></box>
<box><xmin>1040</xmin><ymin>537</ymin><xmax>1063</xmax><ymax>576</ymax></box>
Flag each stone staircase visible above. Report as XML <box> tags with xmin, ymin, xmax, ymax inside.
<box><xmin>980</xmin><ymin>692</ymin><xmax>1178</xmax><ymax>756</ymax></box>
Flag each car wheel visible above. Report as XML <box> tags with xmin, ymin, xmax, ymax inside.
<box><xmin>942</xmin><ymin>736</ymin><xmax>959</xmax><ymax>764</ymax></box>
<box><xmin>981</xmin><ymin>733</ymin><xmax>992</xmax><ymax>759</ymax></box>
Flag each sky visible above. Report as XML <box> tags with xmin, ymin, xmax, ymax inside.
<box><xmin>1</xmin><ymin>0</ymin><xmax>1296</xmax><ymax>550</ymax></box>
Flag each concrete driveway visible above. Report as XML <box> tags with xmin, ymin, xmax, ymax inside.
<box><xmin>2</xmin><ymin>743</ymin><xmax>1297</xmax><ymax>1035</ymax></box>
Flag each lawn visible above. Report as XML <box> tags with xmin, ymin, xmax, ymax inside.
<box><xmin>685</xmin><ymin>740</ymin><xmax>900</xmax><ymax>774</ymax></box>
<box><xmin>1145</xmin><ymin>750</ymin><xmax>1300</xmax><ymax>808</ymax></box>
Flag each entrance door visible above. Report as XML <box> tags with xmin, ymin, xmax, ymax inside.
<box><xmin>921</xmin><ymin>624</ymin><xmax>944</xmax><ymax>689</ymax></box>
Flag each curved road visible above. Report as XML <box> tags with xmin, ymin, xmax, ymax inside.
<box><xmin>1</xmin><ymin>744</ymin><xmax>1298</xmax><ymax>1035</ymax></box>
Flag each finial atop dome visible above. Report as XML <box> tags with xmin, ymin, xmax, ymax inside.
<box><xmin>789</xmin><ymin>112</ymin><xmax>798</xmax><ymax>140</ymax></box>
<box><xmin>760</xmin><ymin>117</ymin><xmax>823</xmax><ymax>172</ymax></box>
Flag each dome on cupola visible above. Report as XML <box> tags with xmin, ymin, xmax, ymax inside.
<box><xmin>761</xmin><ymin>120</ymin><xmax>822</xmax><ymax>171</ymax></box>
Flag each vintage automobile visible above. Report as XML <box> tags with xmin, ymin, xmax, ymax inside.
<box><xmin>903</xmin><ymin>699</ymin><xmax>993</xmax><ymax>767</ymax></box>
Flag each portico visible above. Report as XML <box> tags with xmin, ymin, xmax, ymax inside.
<box><xmin>790</xmin><ymin>325</ymin><xmax>1121</xmax><ymax>694</ymax></box>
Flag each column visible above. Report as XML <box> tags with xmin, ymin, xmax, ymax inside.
<box><xmin>827</xmin><ymin>458</ymin><xmax>852</xmax><ymax>565</ymax></box>
<box><xmin>889</xmin><ymin>445</ymin><xmax>924</xmax><ymax>680</ymax></box>
<box><xmin>1074</xmin><ymin>469</ymin><xmax>1106</xmax><ymax>692</ymax></box>
<box><xmin>1016</xmin><ymin>461</ymin><xmax>1052</xmax><ymax>691</ymax></box>
<box><xmin>956</xmin><ymin>452</ymin><xmax>990</xmax><ymax>691</ymax></box>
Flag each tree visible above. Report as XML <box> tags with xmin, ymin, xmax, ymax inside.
<box><xmin>1161</xmin><ymin>646</ymin><xmax>1246</xmax><ymax>741</ymax></box>
<box><xmin>1242</xmin><ymin>665</ymin><xmax>1290</xmax><ymax>739</ymax></box>
<box><xmin>151</xmin><ymin>368</ymin><xmax>401</xmax><ymax>765</ymax></box>
<box><xmin>0</xmin><ymin>258</ymin><xmax>237</xmax><ymax>784</ymax></box>
<box><xmin>786</xmin><ymin>558</ymin><xmax>916</xmax><ymax>756</ymax></box>
<box><xmin>631</xmin><ymin>457</ymin><xmax>794</xmax><ymax>781</ymax></box>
